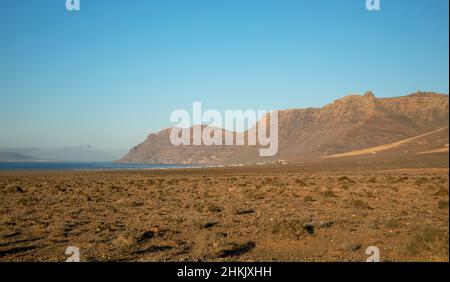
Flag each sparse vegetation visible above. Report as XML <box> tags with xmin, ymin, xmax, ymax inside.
<box><xmin>295</xmin><ymin>179</ymin><xmax>308</xmax><ymax>187</ymax></box>
<box><xmin>395</xmin><ymin>176</ymin><xmax>409</xmax><ymax>183</ymax></box>
<box><xmin>351</xmin><ymin>199</ymin><xmax>373</xmax><ymax>210</ymax></box>
<box><xmin>384</xmin><ymin>218</ymin><xmax>400</xmax><ymax>229</ymax></box>
<box><xmin>438</xmin><ymin>200</ymin><xmax>449</xmax><ymax>209</ymax></box>
<box><xmin>271</xmin><ymin>219</ymin><xmax>312</xmax><ymax>239</ymax></box>
<box><xmin>435</xmin><ymin>187</ymin><xmax>449</xmax><ymax>197</ymax></box>
<box><xmin>338</xmin><ymin>176</ymin><xmax>354</xmax><ymax>183</ymax></box>
<box><xmin>407</xmin><ymin>227</ymin><xmax>449</xmax><ymax>257</ymax></box>
<box><xmin>367</xmin><ymin>177</ymin><xmax>377</xmax><ymax>183</ymax></box>
<box><xmin>303</xmin><ymin>195</ymin><xmax>314</xmax><ymax>202</ymax></box>
<box><xmin>1</xmin><ymin>169</ymin><xmax>448</xmax><ymax>262</ymax></box>
<box><xmin>321</xmin><ymin>189</ymin><xmax>337</xmax><ymax>198</ymax></box>
<box><xmin>414</xmin><ymin>177</ymin><xmax>429</xmax><ymax>186</ymax></box>
<box><xmin>241</xmin><ymin>188</ymin><xmax>265</xmax><ymax>200</ymax></box>
<box><xmin>194</xmin><ymin>203</ymin><xmax>222</xmax><ymax>213</ymax></box>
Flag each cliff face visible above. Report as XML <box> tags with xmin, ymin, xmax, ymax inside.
<box><xmin>118</xmin><ymin>92</ymin><xmax>449</xmax><ymax>164</ymax></box>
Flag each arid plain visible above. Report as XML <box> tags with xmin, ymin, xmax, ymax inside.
<box><xmin>1</xmin><ymin>92</ymin><xmax>448</xmax><ymax>262</ymax></box>
<box><xmin>0</xmin><ymin>152</ymin><xmax>448</xmax><ymax>262</ymax></box>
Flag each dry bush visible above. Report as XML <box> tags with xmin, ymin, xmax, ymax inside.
<box><xmin>407</xmin><ymin>227</ymin><xmax>449</xmax><ymax>257</ymax></box>
<box><xmin>271</xmin><ymin>219</ymin><xmax>313</xmax><ymax>239</ymax></box>
<box><xmin>351</xmin><ymin>199</ymin><xmax>373</xmax><ymax>210</ymax></box>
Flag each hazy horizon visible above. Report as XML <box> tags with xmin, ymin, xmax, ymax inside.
<box><xmin>1</xmin><ymin>0</ymin><xmax>449</xmax><ymax>152</ymax></box>
<box><xmin>0</xmin><ymin>146</ymin><xmax>128</xmax><ymax>162</ymax></box>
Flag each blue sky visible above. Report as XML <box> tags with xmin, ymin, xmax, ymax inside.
<box><xmin>0</xmin><ymin>0</ymin><xmax>448</xmax><ymax>151</ymax></box>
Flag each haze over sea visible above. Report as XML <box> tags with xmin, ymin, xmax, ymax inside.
<box><xmin>0</xmin><ymin>162</ymin><xmax>195</xmax><ymax>171</ymax></box>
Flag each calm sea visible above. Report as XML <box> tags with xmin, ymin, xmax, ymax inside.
<box><xmin>0</xmin><ymin>162</ymin><xmax>196</xmax><ymax>171</ymax></box>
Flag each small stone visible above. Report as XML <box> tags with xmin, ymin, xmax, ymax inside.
<box><xmin>236</xmin><ymin>209</ymin><xmax>255</xmax><ymax>215</ymax></box>
<box><xmin>342</xmin><ymin>242</ymin><xmax>362</xmax><ymax>251</ymax></box>
<box><xmin>137</xmin><ymin>230</ymin><xmax>155</xmax><ymax>242</ymax></box>
<box><xmin>304</xmin><ymin>224</ymin><xmax>315</xmax><ymax>235</ymax></box>
<box><xmin>218</xmin><ymin>241</ymin><xmax>256</xmax><ymax>258</ymax></box>
<box><xmin>200</xmin><ymin>222</ymin><xmax>218</xmax><ymax>229</ymax></box>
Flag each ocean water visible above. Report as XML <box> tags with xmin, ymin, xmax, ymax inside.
<box><xmin>0</xmin><ymin>162</ymin><xmax>195</xmax><ymax>171</ymax></box>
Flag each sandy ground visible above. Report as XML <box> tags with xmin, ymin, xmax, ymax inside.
<box><xmin>0</xmin><ymin>163</ymin><xmax>448</xmax><ymax>262</ymax></box>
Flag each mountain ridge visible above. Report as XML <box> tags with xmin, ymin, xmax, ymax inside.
<box><xmin>0</xmin><ymin>152</ymin><xmax>37</xmax><ymax>162</ymax></box>
<box><xmin>118</xmin><ymin>91</ymin><xmax>449</xmax><ymax>164</ymax></box>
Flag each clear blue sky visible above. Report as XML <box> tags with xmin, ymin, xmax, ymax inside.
<box><xmin>0</xmin><ymin>0</ymin><xmax>448</xmax><ymax>150</ymax></box>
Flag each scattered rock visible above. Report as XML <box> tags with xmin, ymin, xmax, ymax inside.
<box><xmin>216</xmin><ymin>232</ymin><xmax>228</xmax><ymax>238</ymax></box>
<box><xmin>0</xmin><ymin>245</ymin><xmax>37</xmax><ymax>257</ymax></box>
<box><xmin>236</xmin><ymin>208</ymin><xmax>255</xmax><ymax>215</ymax></box>
<box><xmin>304</xmin><ymin>224</ymin><xmax>315</xmax><ymax>235</ymax></box>
<box><xmin>200</xmin><ymin>222</ymin><xmax>218</xmax><ymax>229</ymax></box>
<box><xmin>137</xmin><ymin>231</ymin><xmax>155</xmax><ymax>243</ymax></box>
<box><xmin>218</xmin><ymin>241</ymin><xmax>256</xmax><ymax>258</ymax></box>
<box><xmin>342</xmin><ymin>242</ymin><xmax>362</xmax><ymax>252</ymax></box>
